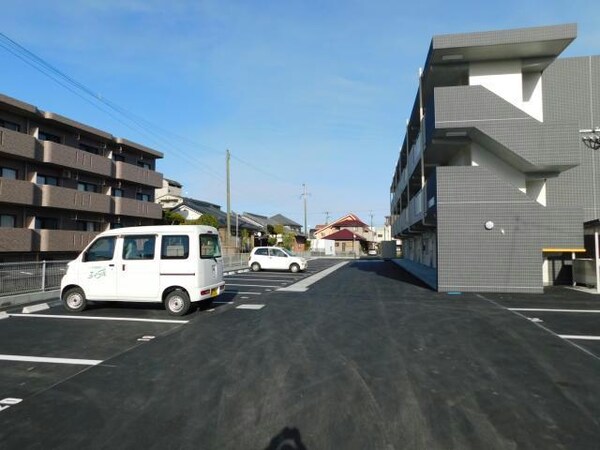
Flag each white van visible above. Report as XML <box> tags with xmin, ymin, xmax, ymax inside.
<box><xmin>60</xmin><ymin>225</ymin><xmax>225</xmax><ymax>316</ymax></box>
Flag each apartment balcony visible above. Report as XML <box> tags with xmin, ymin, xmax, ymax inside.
<box><xmin>42</xmin><ymin>141</ymin><xmax>112</xmax><ymax>177</ymax></box>
<box><xmin>0</xmin><ymin>178</ymin><xmax>37</xmax><ymax>206</ymax></box>
<box><xmin>115</xmin><ymin>161</ymin><xmax>163</xmax><ymax>188</ymax></box>
<box><xmin>391</xmin><ymin>173</ymin><xmax>437</xmax><ymax>237</ymax></box>
<box><xmin>114</xmin><ymin>196</ymin><xmax>162</xmax><ymax>219</ymax></box>
<box><xmin>0</xmin><ymin>228</ymin><xmax>35</xmax><ymax>252</ymax></box>
<box><xmin>41</xmin><ymin>184</ymin><xmax>112</xmax><ymax>214</ymax></box>
<box><xmin>0</xmin><ymin>128</ymin><xmax>38</xmax><ymax>160</ymax></box>
<box><xmin>429</xmin><ymin>85</ymin><xmax>579</xmax><ymax>172</ymax></box>
<box><xmin>38</xmin><ymin>229</ymin><xmax>98</xmax><ymax>252</ymax></box>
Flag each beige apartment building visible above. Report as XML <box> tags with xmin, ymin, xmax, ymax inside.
<box><xmin>0</xmin><ymin>93</ymin><xmax>163</xmax><ymax>262</ymax></box>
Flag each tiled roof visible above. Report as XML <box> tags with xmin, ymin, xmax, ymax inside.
<box><xmin>270</xmin><ymin>214</ymin><xmax>302</xmax><ymax>228</ymax></box>
<box><xmin>325</xmin><ymin>229</ymin><xmax>367</xmax><ymax>241</ymax></box>
<box><xmin>176</xmin><ymin>198</ymin><xmax>260</xmax><ymax>231</ymax></box>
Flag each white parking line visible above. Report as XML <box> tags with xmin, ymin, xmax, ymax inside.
<box><xmin>559</xmin><ymin>335</ymin><xmax>600</xmax><ymax>341</ymax></box>
<box><xmin>230</xmin><ymin>292</ymin><xmax>262</xmax><ymax>295</ymax></box>
<box><xmin>227</xmin><ymin>284</ymin><xmax>283</xmax><ymax>288</ymax></box>
<box><xmin>0</xmin><ymin>354</ymin><xmax>102</xmax><ymax>366</ymax></box>
<box><xmin>225</xmin><ymin>277</ymin><xmax>291</xmax><ymax>282</ymax></box>
<box><xmin>9</xmin><ymin>313</ymin><xmax>189</xmax><ymax>324</ymax></box>
<box><xmin>509</xmin><ymin>308</ymin><xmax>600</xmax><ymax>313</ymax></box>
<box><xmin>279</xmin><ymin>261</ymin><xmax>349</xmax><ymax>292</ymax></box>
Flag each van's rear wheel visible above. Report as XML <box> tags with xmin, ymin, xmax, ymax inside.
<box><xmin>251</xmin><ymin>262</ymin><xmax>261</xmax><ymax>272</ymax></box>
<box><xmin>165</xmin><ymin>290</ymin><xmax>191</xmax><ymax>316</ymax></box>
<box><xmin>62</xmin><ymin>287</ymin><xmax>87</xmax><ymax>312</ymax></box>
<box><xmin>290</xmin><ymin>263</ymin><xmax>300</xmax><ymax>273</ymax></box>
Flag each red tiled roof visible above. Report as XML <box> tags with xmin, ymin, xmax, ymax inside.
<box><xmin>335</xmin><ymin>219</ymin><xmax>368</xmax><ymax>228</ymax></box>
<box><xmin>325</xmin><ymin>229</ymin><xmax>366</xmax><ymax>241</ymax></box>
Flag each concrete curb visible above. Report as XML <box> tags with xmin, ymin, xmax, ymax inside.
<box><xmin>0</xmin><ymin>290</ymin><xmax>60</xmax><ymax>312</ymax></box>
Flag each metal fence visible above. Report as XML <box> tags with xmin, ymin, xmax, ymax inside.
<box><xmin>0</xmin><ymin>260</ymin><xmax>69</xmax><ymax>297</ymax></box>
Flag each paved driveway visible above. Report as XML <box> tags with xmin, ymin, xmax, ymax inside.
<box><xmin>0</xmin><ymin>260</ymin><xmax>599</xmax><ymax>449</ymax></box>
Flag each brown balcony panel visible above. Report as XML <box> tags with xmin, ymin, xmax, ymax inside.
<box><xmin>39</xmin><ymin>229</ymin><xmax>98</xmax><ymax>252</ymax></box>
<box><xmin>41</xmin><ymin>185</ymin><xmax>111</xmax><ymax>214</ymax></box>
<box><xmin>0</xmin><ymin>178</ymin><xmax>37</xmax><ymax>206</ymax></box>
<box><xmin>0</xmin><ymin>228</ymin><xmax>35</xmax><ymax>252</ymax></box>
<box><xmin>0</xmin><ymin>128</ymin><xmax>37</xmax><ymax>160</ymax></box>
<box><xmin>115</xmin><ymin>161</ymin><xmax>163</xmax><ymax>188</ymax></box>
<box><xmin>43</xmin><ymin>141</ymin><xmax>112</xmax><ymax>176</ymax></box>
<box><xmin>114</xmin><ymin>197</ymin><xmax>162</xmax><ymax>219</ymax></box>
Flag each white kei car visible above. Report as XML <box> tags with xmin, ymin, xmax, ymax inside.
<box><xmin>248</xmin><ymin>246</ymin><xmax>307</xmax><ymax>273</ymax></box>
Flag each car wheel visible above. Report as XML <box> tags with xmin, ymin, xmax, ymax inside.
<box><xmin>62</xmin><ymin>287</ymin><xmax>87</xmax><ymax>312</ymax></box>
<box><xmin>251</xmin><ymin>262</ymin><xmax>261</xmax><ymax>272</ymax></box>
<box><xmin>165</xmin><ymin>289</ymin><xmax>191</xmax><ymax>316</ymax></box>
<box><xmin>290</xmin><ymin>263</ymin><xmax>300</xmax><ymax>273</ymax></box>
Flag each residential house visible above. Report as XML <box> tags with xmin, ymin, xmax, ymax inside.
<box><xmin>314</xmin><ymin>214</ymin><xmax>373</xmax><ymax>255</ymax></box>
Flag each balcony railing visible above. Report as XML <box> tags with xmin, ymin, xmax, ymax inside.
<box><xmin>0</xmin><ymin>128</ymin><xmax>38</xmax><ymax>160</ymax></box>
<box><xmin>115</xmin><ymin>161</ymin><xmax>162</xmax><ymax>188</ymax></box>
<box><xmin>39</xmin><ymin>229</ymin><xmax>97</xmax><ymax>252</ymax></box>
<box><xmin>0</xmin><ymin>178</ymin><xmax>37</xmax><ymax>206</ymax></box>
<box><xmin>114</xmin><ymin>196</ymin><xmax>163</xmax><ymax>219</ymax></box>
<box><xmin>0</xmin><ymin>228</ymin><xmax>36</xmax><ymax>252</ymax></box>
<box><xmin>41</xmin><ymin>184</ymin><xmax>112</xmax><ymax>214</ymax></box>
<box><xmin>42</xmin><ymin>141</ymin><xmax>112</xmax><ymax>176</ymax></box>
<box><xmin>390</xmin><ymin>172</ymin><xmax>437</xmax><ymax>237</ymax></box>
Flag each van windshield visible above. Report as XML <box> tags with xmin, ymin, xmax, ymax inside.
<box><xmin>200</xmin><ymin>234</ymin><xmax>222</xmax><ymax>259</ymax></box>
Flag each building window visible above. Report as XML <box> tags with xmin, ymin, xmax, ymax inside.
<box><xmin>110</xmin><ymin>222</ymin><xmax>123</xmax><ymax>229</ymax></box>
<box><xmin>112</xmin><ymin>188</ymin><xmax>124</xmax><ymax>197</ymax></box>
<box><xmin>0</xmin><ymin>215</ymin><xmax>16</xmax><ymax>228</ymax></box>
<box><xmin>37</xmin><ymin>174</ymin><xmax>58</xmax><ymax>186</ymax></box>
<box><xmin>34</xmin><ymin>217</ymin><xmax>59</xmax><ymax>229</ymax></box>
<box><xmin>113</xmin><ymin>154</ymin><xmax>125</xmax><ymax>162</ymax></box>
<box><xmin>79</xmin><ymin>143</ymin><xmax>100</xmax><ymax>155</ymax></box>
<box><xmin>0</xmin><ymin>119</ymin><xmax>20</xmax><ymax>132</ymax></box>
<box><xmin>0</xmin><ymin>167</ymin><xmax>17</xmax><ymax>179</ymax></box>
<box><xmin>137</xmin><ymin>161</ymin><xmax>151</xmax><ymax>170</ymax></box>
<box><xmin>136</xmin><ymin>193</ymin><xmax>151</xmax><ymax>202</ymax></box>
<box><xmin>76</xmin><ymin>221</ymin><xmax>100</xmax><ymax>232</ymax></box>
<box><xmin>77</xmin><ymin>181</ymin><xmax>98</xmax><ymax>193</ymax></box>
<box><xmin>38</xmin><ymin>131</ymin><xmax>61</xmax><ymax>143</ymax></box>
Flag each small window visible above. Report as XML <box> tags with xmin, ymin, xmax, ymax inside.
<box><xmin>110</xmin><ymin>222</ymin><xmax>123</xmax><ymax>229</ymax></box>
<box><xmin>77</xmin><ymin>182</ymin><xmax>97</xmax><ymax>193</ymax></box>
<box><xmin>0</xmin><ymin>119</ymin><xmax>20</xmax><ymax>132</ymax></box>
<box><xmin>113</xmin><ymin>154</ymin><xmax>125</xmax><ymax>162</ymax></box>
<box><xmin>37</xmin><ymin>174</ymin><xmax>58</xmax><ymax>186</ymax></box>
<box><xmin>84</xmin><ymin>236</ymin><xmax>116</xmax><ymax>262</ymax></box>
<box><xmin>200</xmin><ymin>234</ymin><xmax>221</xmax><ymax>259</ymax></box>
<box><xmin>123</xmin><ymin>235</ymin><xmax>155</xmax><ymax>260</ymax></box>
<box><xmin>38</xmin><ymin>131</ymin><xmax>61</xmax><ymax>143</ymax></box>
<box><xmin>34</xmin><ymin>217</ymin><xmax>59</xmax><ymax>230</ymax></box>
<box><xmin>112</xmin><ymin>188</ymin><xmax>124</xmax><ymax>197</ymax></box>
<box><xmin>0</xmin><ymin>167</ymin><xmax>17</xmax><ymax>179</ymax></box>
<box><xmin>79</xmin><ymin>143</ymin><xmax>100</xmax><ymax>155</ymax></box>
<box><xmin>137</xmin><ymin>161</ymin><xmax>152</xmax><ymax>170</ymax></box>
<box><xmin>76</xmin><ymin>221</ymin><xmax>100</xmax><ymax>232</ymax></box>
<box><xmin>270</xmin><ymin>248</ymin><xmax>287</xmax><ymax>257</ymax></box>
<box><xmin>0</xmin><ymin>214</ymin><xmax>16</xmax><ymax>228</ymax></box>
<box><xmin>161</xmin><ymin>235</ymin><xmax>189</xmax><ymax>259</ymax></box>
<box><xmin>136</xmin><ymin>193</ymin><xmax>150</xmax><ymax>202</ymax></box>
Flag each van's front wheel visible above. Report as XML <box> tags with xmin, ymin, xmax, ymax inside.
<box><xmin>165</xmin><ymin>290</ymin><xmax>191</xmax><ymax>316</ymax></box>
<box><xmin>62</xmin><ymin>287</ymin><xmax>87</xmax><ymax>312</ymax></box>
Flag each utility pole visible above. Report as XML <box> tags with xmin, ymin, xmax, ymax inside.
<box><xmin>226</xmin><ymin>149</ymin><xmax>231</xmax><ymax>249</ymax></box>
<box><xmin>370</xmin><ymin>210</ymin><xmax>375</xmax><ymax>248</ymax></box>
<box><xmin>324</xmin><ymin>211</ymin><xmax>330</xmax><ymax>224</ymax></box>
<box><xmin>301</xmin><ymin>183</ymin><xmax>309</xmax><ymax>237</ymax></box>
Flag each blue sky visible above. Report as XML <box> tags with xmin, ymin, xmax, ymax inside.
<box><xmin>1</xmin><ymin>0</ymin><xmax>598</xmax><ymax>228</ymax></box>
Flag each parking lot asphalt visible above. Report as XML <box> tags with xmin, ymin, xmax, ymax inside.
<box><xmin>1</xmin><ymin>259</ymin><xmax>599</xmax><ymax>449</ymax></box>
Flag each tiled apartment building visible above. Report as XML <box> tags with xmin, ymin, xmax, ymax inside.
<box><xmin>0</xmin><ymin>93</ymin><xmax>163</xmax><ymax>262</ymax></box>
<box><xmin>390</xmin><ymin>24</ymin><xmax>600</xmax><ymax>293</ymax></box>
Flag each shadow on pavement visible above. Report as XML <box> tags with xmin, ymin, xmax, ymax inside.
<box><xmin>351</xmin><ymin>259</ymin><xmax>433</xmax><ymax>291</ymax></box>
<box><xmin>265</xmin><ymin>427</ymin><xmax>307</xmax><ymax>450</ymax></box>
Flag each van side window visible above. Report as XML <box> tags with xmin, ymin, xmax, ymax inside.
<box><xmin>200</xmin><ymin>234</ymin><xmax>221</xmax><ymax>259</ymax></box>
<box><xmin>84</xmin><ymin>237</ymin><xmax>116</xmax><ymax>262</ymax></box>
<box><xmin>161</xmin><ymin>235</ymin><xmax>189</xmax><ymax>259</ymax></box>
<box><xmin>123</xmin><ymin>235</ymin><xmax>155</xmax><ymax>260</ymax></box>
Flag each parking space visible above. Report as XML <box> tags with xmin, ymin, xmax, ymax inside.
<box><xmin>0</xmin><ymin>258</ymin><xmax>345</xmax><ymax>413</ymax></box>
<box><xmin>480</xmin><ymin>287</ymin><xmax>600</xmax><ymax>358</ymax></box>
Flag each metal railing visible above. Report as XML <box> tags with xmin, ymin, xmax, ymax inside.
<box><xmin>0</xmin><ymin>260</ymin><xmax>69</xmax><ymax>297</ymax></box>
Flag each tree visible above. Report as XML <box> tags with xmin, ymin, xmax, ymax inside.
<box><xmin>186</xmin><ymin>214</ymin><xmax>220</xmax><ymax>228</ymax></box>
<box><xmin>273</xmin><ymin>224</ymin><xmax>285</xmax><ymax>235</ymax></box>
<box><xmin>282</xmin><ymin>232</ymin><xmax>295</xmax><ymax>250</ymax></box>
<box><xmin>162</xmin><ymin>210</ymin><xmax>185</xmax><ymax>225</ymax></box>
